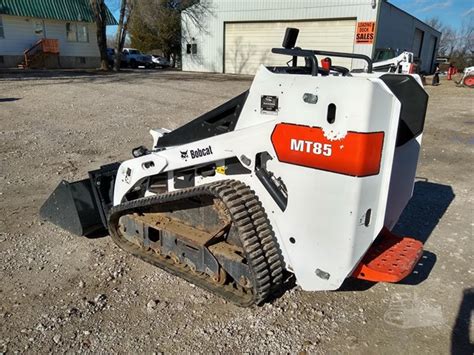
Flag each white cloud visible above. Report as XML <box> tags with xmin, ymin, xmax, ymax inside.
<box><xmin>419</xmin><ymin>0</ymin><xmax>453</xmax><ymax>12</ymax></box>
<box><xmin>462</xmin><ymin>7</ymin><xmax>474</xmax><ymax>17</ymax></box>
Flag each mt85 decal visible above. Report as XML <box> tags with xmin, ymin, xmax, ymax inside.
<box><xmin>271</xmin><ymin>123</ymin><xmax>384</xmax><ymax>177</ymax></box>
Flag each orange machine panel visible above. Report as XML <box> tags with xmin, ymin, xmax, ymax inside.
<box><xmin>271</xmin><ymin>123</ymin><xmax>384</xmax><ymax>177</ymax></box>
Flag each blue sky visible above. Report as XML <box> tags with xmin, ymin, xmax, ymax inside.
<box><xmin>105</xmin><ymin>0</ymin><xmax>472</xmax><ymax>35</ymax></box>
<box><xmin>390</xmin><ymin>0</ymin><xmax>473</xmax><ymax>29</ymax></box>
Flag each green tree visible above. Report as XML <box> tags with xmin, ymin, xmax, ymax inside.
<box><xmin>129</xmin><ymin>0</ymin><xmax>209</xmax><ymax>65</ymax></box>
<box><xmin>128</xmin><ymin>9</ymin><xmax>161</xmax><ymax>53</ymax></box>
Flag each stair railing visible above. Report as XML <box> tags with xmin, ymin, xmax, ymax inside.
<box><xmin>23</xmin><ymin>39</ymin><xmax>59</xmax><ymax>68</ymax></box>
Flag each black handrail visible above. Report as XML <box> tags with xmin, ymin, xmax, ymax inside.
<box><xmin>271</xmin><ymin>47</ymin><xmax>373</xmax><ymax>74</ymax></box>
<box><xmin>271</xmin><ymin>48</ymin><xmax>318</xmax><ymax>76</ymax></box>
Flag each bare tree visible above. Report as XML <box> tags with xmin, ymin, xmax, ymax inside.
<box><xmin>181</xmin><ymin>0</ymin><xmax>211</xmax><ymax>35</ymax></box>
<box><xmin>114</xmin><ymin>0</ymin><xmax>134</xmax><ymax>71</ymax></box>
<box><xmin>106</xmin><ymin>35</ymin><xmax>116</xmax><ymax>48</ymax></box>
<box><xmin>90</xmin><ymin>0</ymin><xmax>109</xmax><ymax>70</ymax></box>
<box><xmin>458</xmin><ymin>19</ymin><xmax>474</xmax><ymax>56</ymax></box>
<box><xmin>426</xmin><ymin>16</ymin><xmax>473</xmax><ymax>68</ymax></box>
<box><xmin>425</xmin><ymin>17</ymin><xmax>443</xmax><ymax>31</ymax></box>
<box><xmin>453</xmin><ymin>19</ymin><xmax>474</xmax><ymax>68</ymax></box>
<box><xmin>441</xmin><ymin>27</ymin><xmax>458</xmax><ymax>57</ymax></box>
<box><xmin>426</xmin><ymin>17</ymin><xmax>461</xmax><ymax>57</ymax></box>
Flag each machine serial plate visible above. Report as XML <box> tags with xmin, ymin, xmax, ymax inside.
<box><xmin>261</xmin><ymin>95</ymin><xmax>279</xmax><ymax>114</ymax></box>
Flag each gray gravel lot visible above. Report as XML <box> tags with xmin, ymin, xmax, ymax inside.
<box><xmin>0</xmin><ymin>70</ymin><xmax>473</xmax><ymax>354</ymax></box>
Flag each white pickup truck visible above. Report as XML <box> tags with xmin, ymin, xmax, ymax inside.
<box><xmin>122</xmin><ymin>48</ymin><xmax>154</xmax><ymax>69</ymax></box>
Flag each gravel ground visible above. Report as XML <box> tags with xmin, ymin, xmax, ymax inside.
<box><xmin>0</xmin><ymin>70</ymin><xmax>472</xmax><ymax>354</ymax></box>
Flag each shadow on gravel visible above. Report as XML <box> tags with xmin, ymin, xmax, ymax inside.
<box><xmin>341</xmin><ymin>180</ymin><xmax>454</xmax><ymax>292</ymax></box>
<box><xmin>0</xmin><ymin>69</ymin><xmax>252</xmax><ymax>85</ymax></box>
<box><xmin>0</xmin><ymin>97</ymin><xmax>21</xmax><ymax>102</ymax></box>
<box><xmin>85</xmin><ymin>228</ymin><xmax>110</xmax><ymax>239</ymax></box>
<box><xmin>393</xmin><ymin>180</ymin><xmax>454</xmax><ymax>285</ymax></box>
<box><xmin>0</xmin><ymin>68</ymin><xmax>156</xmax><ymax>84</ymax></box>
<box><xmin>393</xmin><ymin>180</ymin><xmax>455</xmax><ymax>244</ymax></box>
<box><xmin>153</xmin><ymin>73</ymin><xmax>252</xmax><ymax>82</ymax></box>
<box><xmin>339</xmin><ymin>278</ymin><xmax>376</xmax><ymax>292</ymax></box>
<box><xmin>266</xmin><ymin>272</ymin><xmax>297</xmax><ymax>303</ymax></box>
<box><xmin>451</xmin><ymin>288</ymin><xmax>474</xmax><ymax>355</ymax></box>
<box><xmin>0</xmin><ymin>68</ymin><xmax>110</xmax><ymax>80</ymax></box>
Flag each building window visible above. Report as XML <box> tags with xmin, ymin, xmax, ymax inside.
<box><xmin>66</xmin><ymin>23</ymin><xmax>76</xmax><ymax>41</ymax></box>
<box><xmin>0</xmin><ymin>56</ymin><xmax>4</xmax><ymax>64</ymax></box>
<box><xmin>186</xmin><ymin>43</ymin><xmax>197</xmax><ymax>54</ymax></box>
<box><xmin>77</xmin><ymin>24</ymin><xmax>89</xmax><ymax>42</ymax></box>
<box><xmin>66</xmin><ymin>23</ymin><xmax>89</xmax><ymax>42</ymax></box>
<box><xmin>77</xmin><ymin>57</ymin><xmax>86</xmax><ymax>64</ymax></box>
<box><xmin>0</xmin><ymin>16</ymin><xmax>4</xmax><ymax>38</ymax></box>
<box><xmin>34</xmin><ymin>19</ymin><xmax>44</xmax><ymax>36</ymax></box>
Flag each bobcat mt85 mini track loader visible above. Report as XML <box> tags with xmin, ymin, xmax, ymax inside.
<box><xmin>40</xmin><ymin>28</ymin><xmax>428</xmax><ymax>306</ymax></box>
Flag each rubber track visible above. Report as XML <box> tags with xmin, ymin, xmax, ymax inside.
<box><xmin>108</xmin><ymin>179</ymin><xmax>284</xmax><ymax>306</ymax></box>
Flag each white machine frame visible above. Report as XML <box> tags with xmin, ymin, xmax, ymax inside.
<box><xmin>112</xmin><ymin>66</ymin><xmax>425</xmax><ymax>291</ymax></box>
<box><xmin>373</xmin><ymin>51</ymin><xmax>415</xmax><ymax>74</ymax></box>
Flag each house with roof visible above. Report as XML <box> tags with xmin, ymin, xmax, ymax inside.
<box><xmin>0</xmin><ymin>0</ymin><xmax>117</xmax><ymax>69</ymax></box>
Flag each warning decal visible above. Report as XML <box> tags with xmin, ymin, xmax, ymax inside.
<box><xmin>356</xmin><ymin>22</ymin><xmax>376</xmax><ymax>44</ymax></box>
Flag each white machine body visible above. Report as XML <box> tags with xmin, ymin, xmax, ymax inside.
<box><xmin>112</xmin><ymin>65</ymin><xmax>427</xmax><ymax>291</ymax></box>
<box><xmin>373</xmin><ymin>51</ymin><xmax>415</xmax><ymax>74</ymax></box>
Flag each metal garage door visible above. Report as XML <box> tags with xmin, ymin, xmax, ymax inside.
<box><xmin>224</xmin><ymin>20</ymin><xmax>356</xmax><ymax>75</ymax></box>
<box><xmin>412</xmin><ymin>28</ymin><xmax>424</xmax><ymax>58</ymax></box>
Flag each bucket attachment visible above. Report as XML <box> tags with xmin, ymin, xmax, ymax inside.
<box><xmin>39</xmin><ymin>179</ymin><xmax>104</xmax><ymax>236</ymax></box>
<box><xmin>40</xmin><ymin>163</ymin><xmax>119</xmax><ymax>236</ymax></box>
<box><xmin>352</xmin><ymin>228</ymin><xmax>423</xmax><ymax>283</ymax></box>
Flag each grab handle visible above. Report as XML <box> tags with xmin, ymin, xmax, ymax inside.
<box><xmin>271</xmin><ymin>48</ymin><xmax>319</xmax><ymax>76</ymax></box>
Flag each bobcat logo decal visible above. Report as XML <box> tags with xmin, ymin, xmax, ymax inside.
<box><xmin>180</xmin><ymin>146</ymin><xmax>213</xmax><ymax>161</ymax></box>
<box><xmin>180</xmin><ymin>150</ymin><xmax>189</xmax><ymax>160</ymax></box>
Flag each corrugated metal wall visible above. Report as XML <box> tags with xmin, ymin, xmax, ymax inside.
<box><xmin>224</xmin><ymin>19</ymin><xmax>357</xmax><ymax>74</ymax></box>
<box><xmin>0</xmin><ymin>0</ymin><xmax>117</xmax><ymax>25</ymax></box>
<box><xmin>376</xmin><ymin>1</ymin><xmax>441</xmax><ymax>74</ymax></box>
<box><xmin>182</xmin><ymin>0</ymin><xmax>379</xmax><ymax>73</ymax></box>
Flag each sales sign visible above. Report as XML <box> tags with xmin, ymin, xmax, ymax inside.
<box><xmin>356</xmin><ymin>22</ymin><xmax>376</xmax><ymax>44</ymax></box>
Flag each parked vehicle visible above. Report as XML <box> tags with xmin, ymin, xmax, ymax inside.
<box><xmin>106</xmin><ymin>48</ymin><xmax>115</xmax><ymax>67</ymax></box>
<box><xmin>106</xmin><ymin>48</ymin><xmax>128</xmax><ymax>68</ymax></box>
<box><xmin>152</xmin><ymin>55</ymin><xmax>171</xmax><ymax>68</ymax></box>
<box><xmin>373</xmin><ymin>50</ymin><xmax>416</xmax><ymax>74</ymax></box>
<box><xmin>122</xmin><ymin>48</ymin><xmax>154</xmax><ymax>69</ymax></box>
<box><xmin>458</xmin><ymin>66</ymin><xmax>474</xmax><ymax>88</ymax></box>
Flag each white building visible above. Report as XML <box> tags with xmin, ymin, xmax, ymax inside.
<box><xmin>181</xmin><ymin>0</ymin><xmax>441</xmax><ymax>75</ymax></box>
<box><xmin>0</xmin><ymin>0</ymin><xmax>116</xmax><ymax>68</ymax></box>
